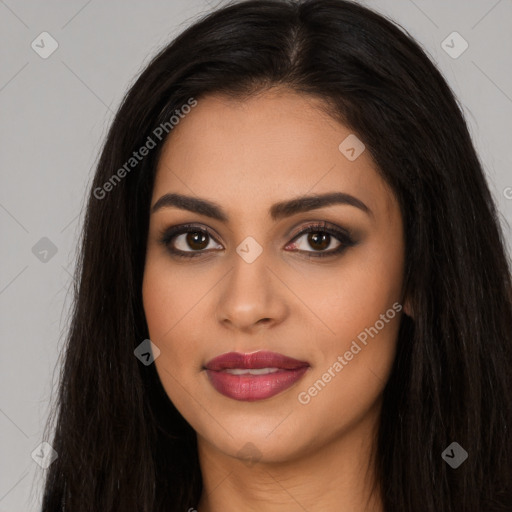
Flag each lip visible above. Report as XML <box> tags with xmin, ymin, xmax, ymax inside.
<box><xmin>204</xmin><ymin>351</ymin><xmax>310</xmax><ymax>402</ymax></box>
<box><xmin>205</xmin><ymin>351</ymin><xmax>309</xmax><ymax>371</ymax></box>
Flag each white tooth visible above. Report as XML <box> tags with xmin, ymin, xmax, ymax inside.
<box><xmin>224</xmin><ymin>367</ymin><xmax>281</xmax><ymax>375</ymax></box>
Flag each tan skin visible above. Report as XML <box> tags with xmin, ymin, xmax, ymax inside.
<box><xmin>142</xmin><ymin>87</ymin><xmax>411</xmax><ymax>512</ymax></box>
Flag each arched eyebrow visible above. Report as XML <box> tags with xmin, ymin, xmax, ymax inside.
<box><xmin>151</xmin><ymin>191</ymin><xmax>373</xmax><ymax>221</ymax></box>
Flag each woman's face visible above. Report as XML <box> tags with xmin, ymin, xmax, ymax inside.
<box><xmin>142</xmin><ymin>87</ymin><xmax>407</xmax><ymax>464</ymax></box>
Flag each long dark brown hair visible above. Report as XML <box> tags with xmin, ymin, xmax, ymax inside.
<box><xmin>40</xmin><ymin>0</ymin><xmax>512</xmax><ymax>510</ymax></box>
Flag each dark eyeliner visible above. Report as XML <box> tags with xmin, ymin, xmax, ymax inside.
<box><xmin>158</xmin><ymin>221</ymin><xmax>356</xmax><ymax>259</ymax></box>
<box><xmin>158</xmin><ymin>224</ymin><xmax>217</xmax><ymax>259</ymax></box>
<box><xmin>287</xmin><ymin>222</ymin><xmax>356</xmax><ymax>259</ymax></box>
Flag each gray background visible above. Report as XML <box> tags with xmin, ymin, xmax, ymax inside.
<box><xmin>0</xmin><ymin>0</ymin><xmax>511</xmax><ymax>509</ymax></box>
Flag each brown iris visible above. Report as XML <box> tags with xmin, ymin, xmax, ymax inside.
<box><xmin>307</xmin><ymin>232</ymin><xmax>330</xmax><ymax>251</ymax></box>
<box><xmin>187</xmin><ymin>231</ymin><xmax>209</xmax><ymax>250</ymax></box>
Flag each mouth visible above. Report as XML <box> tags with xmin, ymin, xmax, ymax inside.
<box><xmin>203</xmin><ymin>351</ymin><xmax>310</xmax><ymax>402</ymax></box>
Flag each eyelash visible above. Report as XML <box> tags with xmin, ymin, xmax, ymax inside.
<box><xmin>158</xmin><ymin>222</ymin><xmax>356</xmax><ymax>260</ymax></box>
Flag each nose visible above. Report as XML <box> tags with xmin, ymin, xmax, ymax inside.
<box><xmin>215</xmin><ymin>256</ymin><xmax>289</xmax><ymax>333</ymax></box>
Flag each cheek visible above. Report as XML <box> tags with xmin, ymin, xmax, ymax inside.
<box><xmin>142</xmin><ymin>260</ymin><xmax>194</xmax><ymax>371</ymax></box>
<box><xmin>142</xmin><ymin>263</ymin><xmax>173</xmax><ymax>335</ymax></box>
<box><xmin>307</xmin><ymin>237</ymin><xmax>404</xmax><ymax>352</ymax></box>
<box><xmin>296</xmin><ymin>229</ymin><xmax>404</xmax><ymax>410</ymax></box>
<box><xmin>142</xmin><ymin>255</ymin><xmax>202</xmax><ymax>339</ymax></box>
<box><xmin>295</xmin><ymin>278</ymin><xmax>402</xmax><ymax>442</ymax></box>
<box><xmin>142</xmin><ymin>257</ymin><xmax>211</xmax><ymax>406</ymax></box>
<box><xmin>142</xmin><ymin>270</ymin><xmax>190</xmax><ymax>415</ymax></box>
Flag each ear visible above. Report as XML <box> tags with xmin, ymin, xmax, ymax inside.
<box><xmin>403</xmin><ymin>296</ymin><xmax>414</xmax><ymax>319</ymax></box>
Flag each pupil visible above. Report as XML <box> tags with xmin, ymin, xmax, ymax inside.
<box><xmin>309</xmin><ymin>233</ymin><xmax>329</xmax><ymax>250</ymax></box>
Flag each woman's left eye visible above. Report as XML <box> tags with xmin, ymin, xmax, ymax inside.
<box><xmin>285</xmin><ymin>223</ymin><xmax>356</xmax><ymax>258</ymax></box>
<box><xmin>158</xmin><ymin>222</ymin><xmax>355</xmax><ymax>259</ymax></box>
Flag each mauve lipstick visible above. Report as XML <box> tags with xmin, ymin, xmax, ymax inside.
<box><xmin>204</xmin><ymin>351</ymin><xmax>310</xmax><ymax>401</ymax></box>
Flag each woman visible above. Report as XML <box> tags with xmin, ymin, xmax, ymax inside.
<box><xmin>40</xmin><ymin>0</ymin><xmax>512</xmax><ymax>510</ymax></box>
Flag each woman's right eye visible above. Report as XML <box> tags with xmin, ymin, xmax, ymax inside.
<box><xmin>159</xmin><ymin>224</ymin><xmax>223</xmax><ymax>259</ymax></box>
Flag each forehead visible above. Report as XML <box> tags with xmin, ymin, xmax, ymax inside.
<box><xmin>153</xmin><ymin>88</ymin><xmax>396</xmax><ymax>222</ymax></box>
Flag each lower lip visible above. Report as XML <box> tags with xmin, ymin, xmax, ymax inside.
<box><xmin>205</xmin><ymin>367</ymin><xmax>309</xmax><ymax>401</ymax></box>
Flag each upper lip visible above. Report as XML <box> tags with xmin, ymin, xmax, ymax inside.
<box><xmin>204</xmin><ymin>351</ymin><xmax>310</xmax><ymax>371</ymax></box>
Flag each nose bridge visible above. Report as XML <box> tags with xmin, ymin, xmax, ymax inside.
<box><xmin>215</xmin><ymin>242</ymin><xmax>287</xmax><ymax>330</ymax></box>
